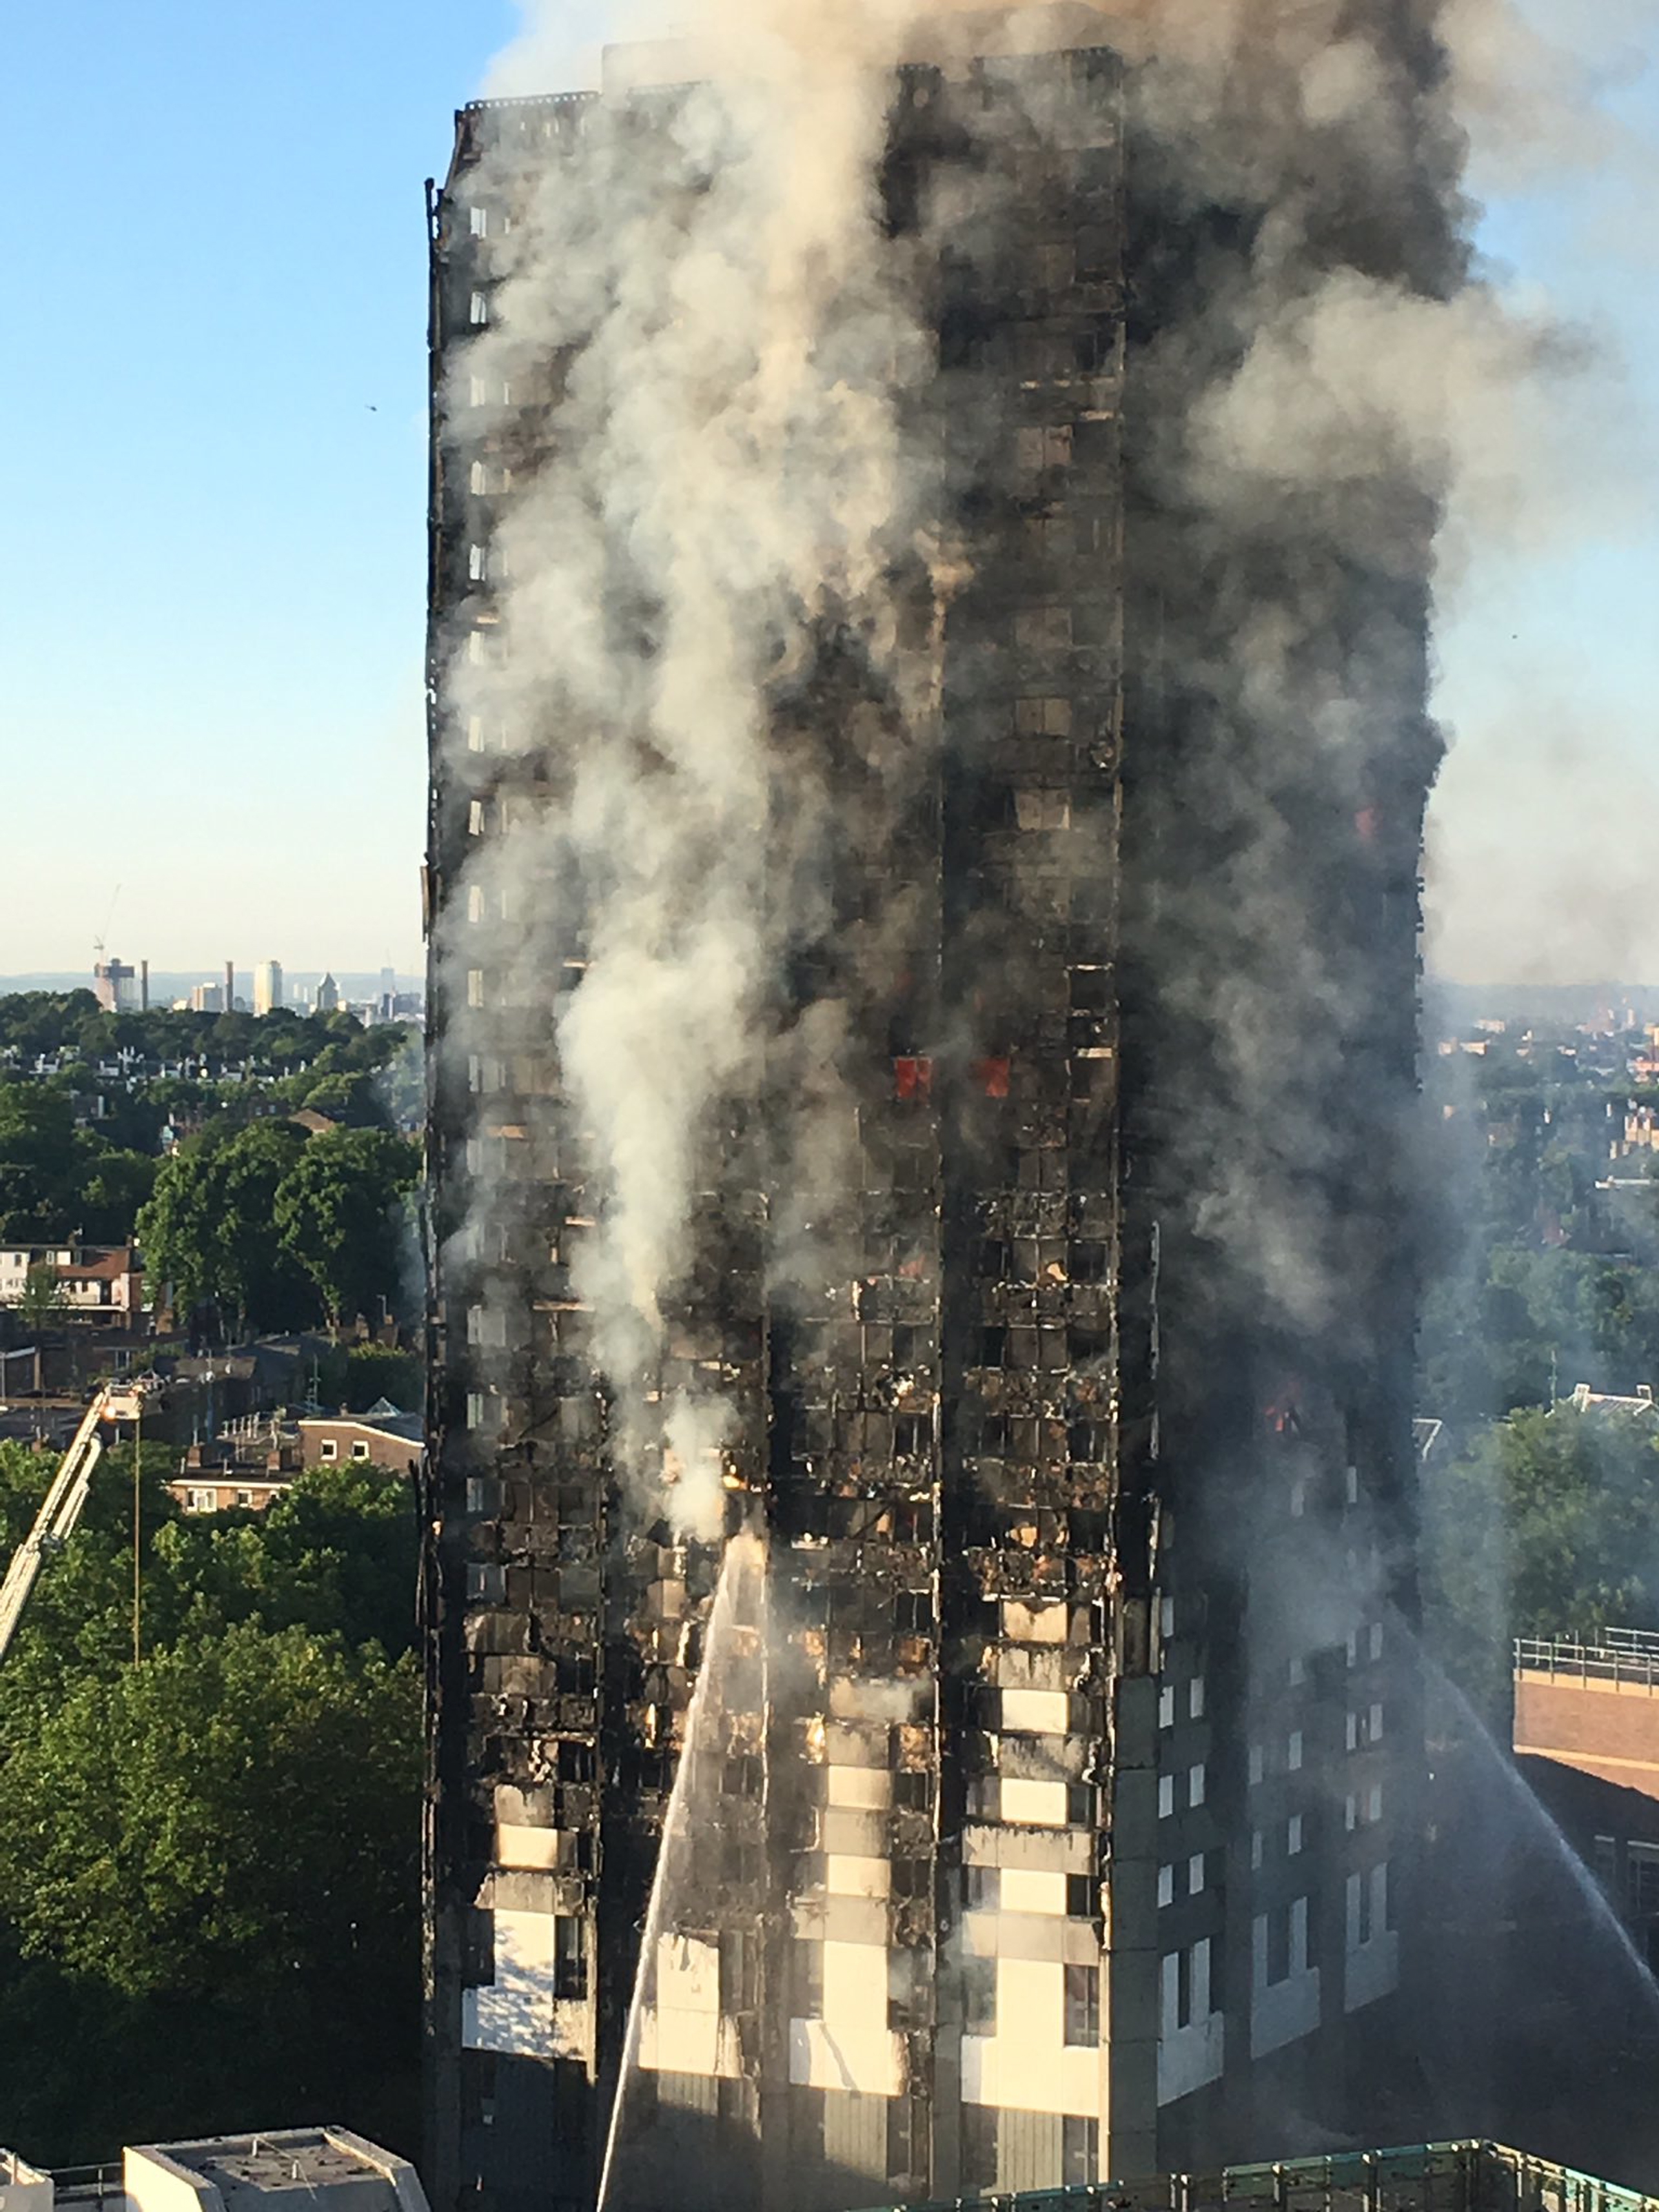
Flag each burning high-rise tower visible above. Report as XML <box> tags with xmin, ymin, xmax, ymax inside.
<box><xmin>423</xmin><ymin>9</ymin><xmax>1459</xmax><ymax>2209</ymax></box>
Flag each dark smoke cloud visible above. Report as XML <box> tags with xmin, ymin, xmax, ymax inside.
<box><xmin>444</xmin><ymin>0</ymin><xmax>1624</xmax><ymax>1519</ymax></box>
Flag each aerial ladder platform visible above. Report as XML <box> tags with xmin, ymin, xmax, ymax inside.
<box><xmin>0</xmin><ymin>1388</ymin><xmax>114</xmax><ymax>1665</ymax></box>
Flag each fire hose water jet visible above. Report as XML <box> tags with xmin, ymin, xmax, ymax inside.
<box><xmin>596</xmin><ymin>1532</ymin><xmax>768</xmax><ymax>2212</ymax></box>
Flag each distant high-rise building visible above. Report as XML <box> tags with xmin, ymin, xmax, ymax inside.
<box><xmin>254</xmin><ymin>960</ymin><xmax>285</xmax><ymax>1018</ymax></box>
<box><xmin>423</xmin><ymin>28</ymin><xmax>1453</xmax><ymax>2212</ymax></box>
<box><xmin>93</xmin><ymin>958</ymin><xmax>143</xmax><ymax>1015</ymax></box>
<box><xmin>316</xmin><ymin>971</ymin><xmax>341</xmax><ymax>1015</ymax></box>
<box><xmin>187</xmin><ymin>983</ymin><xmax>225</xmax><ymax>1016</ymax></box>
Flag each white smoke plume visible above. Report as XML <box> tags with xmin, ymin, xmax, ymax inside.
<box><xmin>445</xmin><ymin>0</ymin><xmax>943</xmax><ymax>1528</ymax></box>
<box><xmin>442</xmin><ymin>0</ymin><xmax>1624</xmax><ymax>1518</ymax></box>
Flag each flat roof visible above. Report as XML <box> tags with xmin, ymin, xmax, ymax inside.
<box><xmin>854</xmin><ymin>2142</ymin><xmax>1659</xmax><ymax>2212</ymax></box>
<box><xmin>127</xmin><ymin>2129</ymin><xmax>417</xmax><ymax>2212</ymax></box>
<box><xmin>297</xmin><ymin>1412</ymin><xmax>422</xmax><ymax>1441</ymax></box>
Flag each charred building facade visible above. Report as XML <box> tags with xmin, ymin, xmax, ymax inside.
<box><xmin>424</xmin><ymin>26</ymin><xmax>1449</xmax><ymax>2212</ymax></box>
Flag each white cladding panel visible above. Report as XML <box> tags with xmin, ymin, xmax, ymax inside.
<box><xmin>961</xmin><ymin>1958</ymin><xmax>1100</xmax><ymax>2117</ymax></box>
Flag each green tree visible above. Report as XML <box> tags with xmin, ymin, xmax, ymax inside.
<box><xmin>0</xmin><ymin>1438</ymin><xmax>181</xmax><ymax>1688</ymax></box>
<box><xmin>0</xmin><ymin>1622</ymin><xmax>418</xmax><ymax>1998</ymax></box>
<box><xmin>0</xmin><ymin>1445</ymin><xmax>416</xmax><ymax>1683</ymax></box>
<box><xmin>78</xmin><ymin>1147</ymin><xmax>158</xmax><ymax>1245</ymax></box>
<box><xmin>275</xmin><ymin>1129</ymin><xmax>421</xmax><ymax>1332</ymax></box>
<box><xmin>137</xmin><ymin>1121</ymin><xmax>314</xmax><ymax>1334</ymax></box>
<box><xmin>15</xmin><ymin>1264</ymin><xmax>66</xmax><ymax>1335</ymax></box>
<box><xmin>340</xmin><ymin>1023</ymin><xmax>413</xmax><ymax>1076</ymax></box>
<box><xmin>0</xmin><ymin>993</ymin><xmax>408</xmax><ymax>1091</ymax></box>
<box><xmin>0</xmin><ymin>1623</ymin><xmax>420</xmax><ymax>2157</ymax></box>
<box><xmin>299</xmin><ymin>1069</ymin><xmax>393</xmax><ymax>1130</ymax></box>
<box><xmin>372</xmin><ymin>1034</ymin><xmax>424</xmax><ymax>1134</ymax></box>
<box><xmin>0</xmin><ymin>990</ymin><xmax>99</xmax><ymax>1059</ymax></box>
<box><xmin>216</xmin><ymin>1122</ymin><xmax>316</xmax><ymax>1328</ymax></box>
<box><xmin>74</xmin><ymin>1010</ymin><xmax>121</xmax><ymax>1061</ymax></box>
<box><xmin>82</xmin><ymin>1082</ymin><xmax>167</xmax><ymax>1156</ymax></box>
<box><xmin>342</xmin><ymin>1341</ymin><xmax>422</xmax><ymax>1414</ymax></box>
<box><xmin>1423</xmin><ymin>1405</ymin><xmax>1659</xmax><ymax>1710</ymax></box>
<box><xmin>0</xmin><ymin>1439</ymin><xmax>420</xmax><ymax>2160</ymax></box>
<box><xmin>147</xmin><ymin>1463</ymin><xmax>418</xmax><ymax>1661</ymax></box>
<box><xmin>135</xmin><ymin>1129</ymin><xmax>229</xmax><ymax>1314</ymax></box>
<box><xmin>0</xmin><ymin>1085</ymin><xmax>79</xmax><ymax>1239</ymax></box>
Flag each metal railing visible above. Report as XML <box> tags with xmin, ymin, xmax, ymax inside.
<box><xmin>1593</xmin><ymin>1626</ymin><xmax>1659</xmax><ymax>1658</ymax></box>
<box><xmin>49</xmin><ymin>2165</ymin><xmax>125</xmax><ymax>2208</ymax></box>
<box><xmin>852</xmin><ymin>2142</ymin><xmax>1659</xmax><ymax>2212</ymax></box>
<box><xmin>1515</xmin><ymin>1631</ymin><xmax>1659</xmax><ymax>1689</ymax></box>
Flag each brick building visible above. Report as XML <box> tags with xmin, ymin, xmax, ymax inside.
<box><xmin>0</xmin><ymin>1244</ymin><xmax>144</xmax><ymax>1331</ymax></box>
<box><xmin>1515</xmin><ymin>1630</ymin><xmax>1659</xmax><ymax>1798</ymax></box>
<box><xmin>298</xmin><ymin>1406</ymin><xmax>423</xmax><ymax>1474</ymax></box>
<box><xmin>171</xmin><ymin>1462</ymin><xmax>296</xmax><ymax>1516</ymax></box>
<box><xmin>1514</xmin><ymin>1630</ymin><xmax>1659</xmax><ymax>1969</ymax></box>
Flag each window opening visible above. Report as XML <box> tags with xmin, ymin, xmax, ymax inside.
<box><xmin>1063</xmin><ymin>1962</ymin><xmax>1099</xmax><ymax>2047</ymax></box>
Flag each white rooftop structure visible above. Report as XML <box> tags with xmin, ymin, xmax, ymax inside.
<box><xmin>123</xmin><ymin>2133</ymin><xmax>427</xmax><ymax>2212</ymax></box>
<box><xmin>0</xmin><ymin>2153</ymin><xmax>52</xmax><ymax>2212</ymax></box>
<box><xmin>1563</xmin><ymin>1382</ymin><xmax>1657</xmax><ymax>1414</ymax></box>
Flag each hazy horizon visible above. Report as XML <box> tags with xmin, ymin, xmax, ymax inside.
<box><xmin>5</xmin><ymin>971</ymin><xmax>1658</xmax><ymax>1019</ymax></box>
<box><xmin>0</xmin><ymin>969</ymin><xmax>423</xmax><ymax>995</ymax></box>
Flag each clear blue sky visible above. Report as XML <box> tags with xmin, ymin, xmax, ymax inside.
<box><xmin>2</xmin><ymin>1</ymin><xmax>1653</xmax><ymax>986</ymax></box>
<box><xmin>1</xmin><ymin>0</ymin><xmax>539</xmax><ymax>981</ymax></box>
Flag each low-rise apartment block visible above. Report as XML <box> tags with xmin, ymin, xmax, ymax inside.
<box><xmin>0</xmin><ymin>1244</ymin><xmax>143</xmax><ymax>1329</ymax></box>
<box><xmin>298</xmin><ymin>1403</ymin><xmax>422</xmax><ymax>1474</ymax></box>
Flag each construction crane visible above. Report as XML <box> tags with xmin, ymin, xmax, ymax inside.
<box><xmin>92</xmin><ymin>882</ymin><xmax>122</xmax><ymax>968</ymax></box>
<box><xmin>0</xmin><ymin>1387</ymin><xmax>114</xmax><ymax>1665</ymax></box>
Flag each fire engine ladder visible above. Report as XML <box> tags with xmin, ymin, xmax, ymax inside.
<box><xmin>0</xmin><ymin>1388</ymin><xmax>111</xmax><ymax>1665</ymax></box>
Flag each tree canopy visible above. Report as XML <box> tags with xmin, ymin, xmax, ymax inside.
<box><xmin>1420</xmin><ymin>1043</ymin><xmax>1659</xmax><ymax>1425</ymax></box>
<box><xmin>0</xmin><ymin>1441</ymin><xmax>420</xmax><ymax>2161</ymax></box>
<box><xmin>1429</xmin><ymin>1407</ymin><xmax>1659</xmax><ymax>1639</ymax></box>
<box><xmin>297</xmin><ymin>1069</ymin><xmax>396</xmax><ymax>1130</ymax></box>
<box><xmin>137</xmin><ymin>1122</ymin><xmax>420</xmax><ymax>1337</ymax></box>
<box><xmin>273</xmin><ymin>1128</ymin><xmax>421</xmax><ymax>1330</ymax></box>
<box><xmin>0</xmin><ymin>1621</ymin><xmax>416</xmax><ymax>2000</ymax></box>
<box><xmin>325</xmin><ymin>1341</ymin><xmax>423</xmax><ymax>1415</ymax></box>
<box><xmin>1422</xmin><ymin>1403</ymin><xmax>1659</xmax><ymax>1720</ymax></box>
<box><xmin>0</xmin><ymin>992</ymin><xmax>420</xmax><ymax>1277</ymax></box>
<box><xmin>1</xmin><ymin>991</ymin><xmax>411</xmax><ymax>1081</ymax></box>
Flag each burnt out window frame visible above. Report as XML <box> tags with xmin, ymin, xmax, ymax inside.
<box><xmin>962</xmin><ymin>1954</ymin><xmax>997</xmax><ymax>2037</ymax></box>
<box><xmin>1063</xmin><ymin>1961</ymin><xmax>1099</xmax><ymax>2047</ymax></box>
<box><xmin>553</xmin><ymin>1914</ymin><xmax>587</xmax><ymax>2001</ymax></box>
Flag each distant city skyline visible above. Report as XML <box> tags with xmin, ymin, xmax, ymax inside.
<box><xmin>10</xmin><ymin>959</ymin><xmax>1659</xmax><ymax>1006</ymax></box>
<box><xmin>0</xmin><ymin>968</ymin><xmax>424</xmax><ymax>996</ymax></box>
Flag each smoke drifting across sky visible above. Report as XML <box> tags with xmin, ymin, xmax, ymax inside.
<box><xmin>487</xmin><ymin>0</ymin><xmax>1658</xmax><ymax>992</ymax></box>
<box><xmin>1421</xmin><ymin>0</ymin><xmax>1659</xmax><ymax>988</ymax></box>
<box><xmin>442</xmin><ymin>0</ymin><xmax>1650</xmax><ymax>1534</ymax></box>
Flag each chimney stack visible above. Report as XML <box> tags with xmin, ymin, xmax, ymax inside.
<box><xmin>225</xmin><ymin>960</ymin><xmax>236</xmax><ymax>1013</ymax></box>
<box><xmin>140</xmin><ymin>959</ymin><xmax>150</xmax><ymax>1012</ymax></box>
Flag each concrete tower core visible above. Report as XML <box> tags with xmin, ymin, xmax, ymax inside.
<box><xmin>423</xmin><ymin>30</ymin><xmax>1447</xmax><ymax>2212</ymax></box>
